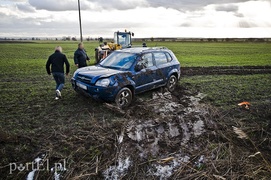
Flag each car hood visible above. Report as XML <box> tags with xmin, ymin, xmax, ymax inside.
<box><xmin>75</xmin><ymin>66</ymin><xmax>123</xmax><ymax>79</ymax></box>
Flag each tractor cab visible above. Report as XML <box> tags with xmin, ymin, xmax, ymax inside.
<box><xmin>114</xmin><ymin>31</ymin><xmax>133</xmax><ymax>48</ymax></box>
<box><xmin>95</xmin><ymin>31</ymin><xmax>135</xmax><ymax>63</ymax></box>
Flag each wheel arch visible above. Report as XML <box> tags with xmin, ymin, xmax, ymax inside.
<box><xmin>124</xmin><ymin>84</ymin><xmax>135</xmax><ymax>98</ymax></box>
<box><xmin>168</xmin><ymin>70</ymin><xmax>179</xmax><ymax>80</ymax></box>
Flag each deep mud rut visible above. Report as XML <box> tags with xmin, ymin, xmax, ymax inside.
<box><xmin>103</xmin><ymin>87</ymin><xmax>219</xmax><ymax>179</ymax></box>
<box><xmin>182</xmin><ymin>66</ymin><xmax>271</xmax><ymax>75</ymax></box>
<box><xmin>102</xmin><ymin>84</ymin><xmax>271</xmax><ymax>179</ymax></box>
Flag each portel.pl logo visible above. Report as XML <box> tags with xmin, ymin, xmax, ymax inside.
<box><xmin>9</xmin><ymin>155</ymin><xmax>66</xmax><ymax>175</ymax></box>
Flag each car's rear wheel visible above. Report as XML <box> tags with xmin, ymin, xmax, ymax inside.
<box><xmin>115</xmin><ymin>87</ymin><xmax>133</xmax><ymax>108</ymax></box>
<box><xmin>167</xmin><ymin>75</ymin><xmax>177</xmax><ymax>92</ymax></box>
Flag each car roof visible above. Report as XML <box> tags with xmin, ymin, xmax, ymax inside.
<box><xmin>117</xmin><ymin>47</ymin><xmax>170</xmax><ymax>54</ymax></box>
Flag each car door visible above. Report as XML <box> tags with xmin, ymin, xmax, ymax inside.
<box><xmin>153</xmin><ymin>52</ymin><xmax>171</xmax><ymax>86</ymax></box>
<box><xmin>133</xmin><ymin>53</ymin><xmax>157</xmax><ymax>93</ymax></box>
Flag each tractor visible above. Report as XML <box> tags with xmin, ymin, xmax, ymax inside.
<box><xmin>95</xmin><ymin>31</ymin><xmax>134</xmax><ymax>63</ymax></box>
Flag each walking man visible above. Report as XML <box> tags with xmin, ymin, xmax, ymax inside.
<box><xmin>46</xmin><ymin>46</ymin><xmax>70</xmax><ymax>100</ymax></box>
<box><xmin>74</xmin><ymin>42</ymin><xmax>90</xmax><ymax>68</ymax></box>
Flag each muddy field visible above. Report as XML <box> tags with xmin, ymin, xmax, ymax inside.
<box><xmin>0</xmin><ymin>42</ymin><xmax>271</xmax><ymax>179</ymax></box>
<box><xmin>1</xmin><ymin>83</ymin><xmax>270</xmax><ymax>179</ymax></box>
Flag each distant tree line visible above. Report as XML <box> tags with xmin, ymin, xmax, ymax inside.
<box><xmin>0</xmin><ymin>37</ymin><xmax>270</xmax><ymax>42</ymax></box>
<box><xmin>134</xmin><ymin>38</ymin><xmax>271</xmax><ymax>42</ymax></box>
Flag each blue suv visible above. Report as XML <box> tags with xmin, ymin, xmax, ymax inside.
<box><xmin>71</xmin><ymin>47</ymin><xmax>181</xmax><ymax>108</ymax></box>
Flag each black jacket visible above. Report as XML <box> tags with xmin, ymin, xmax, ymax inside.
<box><xmin>74</xmin><ymin>48</ymin><xmax>90</xmax><ymax>68</ymax></box>
<box><xmin>46</xmin><ymin>50</ymin><xmax>70</xmax><ymax>74</ymax></box>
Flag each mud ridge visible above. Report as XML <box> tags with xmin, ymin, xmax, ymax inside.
<box><xmin>182</xmin><ymin>66</ymin><xmax>271</xmax><ymax>75</ymax></box>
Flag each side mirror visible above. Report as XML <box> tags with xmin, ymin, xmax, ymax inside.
<box><xmin>132</xmin><ymin>33</ymin><xmax>134</xmax><ymax>37</ymax></box>
<box><xmin>135</xmin><ymin>64</ymin><xmax>142</xmax><ymax>72</ymax></box>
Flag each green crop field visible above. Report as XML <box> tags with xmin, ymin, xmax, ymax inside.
<box><xmin>0</xmin><ymin>41</ymin><xmax>270</xmax><ymax>68</ymax></box>
<box><xmin>139</xmin><ymin>41</ymin><xmax>271</xmax><ymax>67</ymax></box>
<box><xmin>0</xmin><ymin>41</ymin><xmax>270</xmax><ymax>179</ymax></box>
<box><xmin>0</xmin><ymin>41</ymin><xmax>270</xmax><ymax>110</ymax></box>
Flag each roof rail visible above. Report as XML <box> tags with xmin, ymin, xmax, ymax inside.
<box><xmin>142</xmin><ymin>46</ymin><xmax>168</xmax><ymax>52</ymax></box>
<box><xmin>150</xmin><ymin>47</ymin><xmax>168</xmax><ymax>50</ymax></box>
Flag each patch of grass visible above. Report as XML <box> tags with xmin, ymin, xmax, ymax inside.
<box><xmin>180</xmin><ymin>74</ymin><xmax>271</xmax><ymax>108</ymax></box>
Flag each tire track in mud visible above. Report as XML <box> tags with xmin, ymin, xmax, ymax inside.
<box><xmin>103</xmin><ymin>87</ymin><xmax>217</xmax><ymax>179</ymax></box>
<box><xmin>103</xmin><ymin>84</ymin><xmax>271</xmax><ymax>179</ymax></box>
<box><xmin>182</xmin><ymin>66</ymin><xmax>271</xmax><ymax>76</ymax></box>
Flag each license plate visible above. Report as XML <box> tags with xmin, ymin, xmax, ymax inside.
<box><xmin>76</xmin><ymin>82</ymin><xmax>87</xmax><ymax>90</ymax></box>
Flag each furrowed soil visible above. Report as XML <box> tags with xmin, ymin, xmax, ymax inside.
<box><xmin>182</xmin><ymin>66</ymin><xmax>271</xmax><ymax>75</ymax></box>
<box><xmin>0</xmin><ymin>41</ymin><xmax>271</xmax><ymax>179</ymax></box>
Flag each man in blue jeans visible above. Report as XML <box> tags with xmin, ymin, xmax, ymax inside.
<box><xmin>46</xmin><ymin>46</ymin><xmax>70</xmax><ymax>100</ymax></box>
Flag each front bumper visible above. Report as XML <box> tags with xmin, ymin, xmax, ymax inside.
<box><xmin>71</xmin><ymin>78</ymin><xmax>119</xmax><ymax>102</ymax></box>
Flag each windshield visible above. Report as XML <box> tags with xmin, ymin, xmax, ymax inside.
<box><xmin>118</xmin><ymin>34</ymin><xmax>130</xmax><ymax>47</ymax></box>
<box><xmin>99</xmin><ymin>52</ymin><xmax>137</xmax><ymax>70</ymax></box>
<box><xmin>114</xmin><ymin>32</ymin><xmax>131</xmax><ymax>48</ymax></box>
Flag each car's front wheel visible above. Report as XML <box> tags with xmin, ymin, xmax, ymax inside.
<box><xmin>167</xmin><ymin>75</ymin><xmax>177</xmax><ymax>92</ymax></box>
<box><xmin>115</xmin><ymin>87</ymin><xmax>133</xmax><ymax>108</ymax></box>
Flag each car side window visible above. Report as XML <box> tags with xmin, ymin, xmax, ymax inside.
<box><xmin>165</xmin><ymin>52</ymin><xmax>173</xmax><ymax>62</ymax></box>
<box><xmin>154</xmin><ymin>52</ymin><xmax>168</xmax><ymax>66</ymax></box>
<box><xmin>136</xmin><ymin>53</ymin><xmax>153</xmax><ymax>69</ymax></box>
<box><xmin>142</xmin><ymin>53</ymin><xmax>154</xmax><ymax>67</ymax></box>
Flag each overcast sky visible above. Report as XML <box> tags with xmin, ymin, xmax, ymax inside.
<box><xmin>0</xmin><ymin>0</ymin><xmax>271</xmax><ymax>38</ymax></box>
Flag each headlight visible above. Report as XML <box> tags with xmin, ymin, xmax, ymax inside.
<box><xmin>95</xmin><ymin>78</ymin><xmax>110</xmax><ymax>87</ymax></box>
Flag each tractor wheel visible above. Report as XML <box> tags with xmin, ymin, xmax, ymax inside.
<box><xmin>95</xmin><ymin>49</ymin><xmax>99</xmax><ymax>64</ymax></box>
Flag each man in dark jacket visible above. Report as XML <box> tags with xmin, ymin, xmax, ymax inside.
<box><xmin>46</xmin><ymin>46</ymin><xmax>70</xmax><ymax>100</ymax></box>
<box><xmin>74</xmin><ymin>42</ymin><xmax>90</xmax><ymax>68</ymax></box>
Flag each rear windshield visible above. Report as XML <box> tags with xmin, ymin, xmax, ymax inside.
<box><xmin>100</xmin><ymin>52</ymin><xmax>137</xmax><ymax>70</ymax></box>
